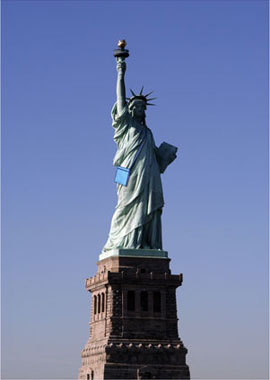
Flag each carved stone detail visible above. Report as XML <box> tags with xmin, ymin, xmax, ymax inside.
<box><xmin>79</xmin><ymin>256</ymin><xmax>190</xmax><ymax>379</ymax></box>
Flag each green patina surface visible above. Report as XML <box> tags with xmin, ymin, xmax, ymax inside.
<box><xmin>102</xmin><ymin>45</ymin><xmax>177</xmax><ymax>259</ymax></box>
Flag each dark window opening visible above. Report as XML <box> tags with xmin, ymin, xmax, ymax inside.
<box><xmin>94</xmin><ymin>295</ymin><xmax>97</xmax><ymax>314</ymax></box>
<box><xmin>87</xmin><ymin>374</ymin><xmax>90</xmax><ymax>380</ymax></box>
<box><xmin>91</xmin><ymin>370</ymin><xmax>94</xmax><ymax>380</ymax></box>
<box><xmin>98</xmin><ymin>294</ymin><xmax>101</xmax><ymax>313</ymax></box>
<box><xmin>101</xmin><ymin>292</ymin><xmax>105</xmax><ymax>313</ymax></box>
<box><xmin>144</xmin><ymin>372</ymin><xmax>152</xmax><ymax>379</ymax></box>
<box><xmin>140</xmin><ymin>291</ymin><xmax>148</xmax><ymax>311</ymax></box>
<box><xmin>153</xmin><ymin>291</ymin><xmax>161</xmax><ymax>313</ymax></box>
<box><xmin>127</xmin><ymin>290</ymin><xmax>135</xmax><ymax>311</ymax></box>
<box><xmin>140</xmin><ymin>268</ymin><xmax>146</xmax><ymax>273</ymax></box>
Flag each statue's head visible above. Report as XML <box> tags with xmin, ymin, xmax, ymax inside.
<box><xmin>128</xmin><ymin>98</ymin><xmax>146</xmax><ymax>120</ymax></box>
<box><xmin>127</xmin><ymin>87</ymin><xmax>156</xmax><ymax>123</ymax></box>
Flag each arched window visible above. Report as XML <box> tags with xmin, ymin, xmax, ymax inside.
<box><xmin>94</xmin><ymin>295</ymin><xmax>97</xmax><ymax>314</ymax></box>
<box><xmin>87</xmin><ymin>374</ymin><xmax>90</xmax><ymax>380</ymax></box>
<box><xmin>127</xmin><ymin>290</ymin><xmax>135</xmax><ymax>311</ymax></box>
<box><xmin>153</xmin><ymin>291</ymin><xmax>161</xmax><ymax>313</ymax></box>
<box><xmin>98</xmin><ymin>294</ymin><xmax>101</xmax><ymax>314</ymax></box>
<box><xmin>101</xmin><ymin>293</ymin><xmax>105</xmax><ymax>313</ymax></box>
<box><xmin>140</xmin><ymin>291</ymin><xmax>148</xmax><ymax>312</ymax></box>
<box><xmin>91</xmin><ymin>370</ymin><xmax>94</xmax><ymax>380</ymax></box>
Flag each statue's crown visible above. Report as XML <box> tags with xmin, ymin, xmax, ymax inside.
<box><xmin>127</xmin><ymin>87</ymin><xmax>156</xmax><ymax>107</ymax></box>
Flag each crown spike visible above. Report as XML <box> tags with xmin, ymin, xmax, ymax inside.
<box><xmin>130</xmin><ymin>89</ymin><xmax>136</xmax><ymax>97</ymax></box>
<box><xmin>146</xmin><ymin>103</ymin><xmax>156</xmax><ymax>106</ymax></box>
<box><xmin>139</xmin><ymin>86</ymin><xmax>144</xmax><ymax>95</ymax></box>
<box><xmin>145</xmin><ymin>91</ymin><xmax>153</xmax><ymax>97</ymax></box>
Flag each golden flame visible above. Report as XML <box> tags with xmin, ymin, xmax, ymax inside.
<box><xmin>118</xmin><ymin>40</ymin><xmax>127</xmax><ymax>49</ymax></box>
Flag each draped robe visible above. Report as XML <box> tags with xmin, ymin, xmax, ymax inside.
<box><xmin>103</xmin><ymin>103</ymin><xmax>164</xmax><ymax>252</ymax></box>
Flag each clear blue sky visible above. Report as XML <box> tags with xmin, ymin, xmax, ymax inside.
<box><xmin>2</xmin><ymin>0</ymin><xmax>269</xmax><ymax>379</ymax></box>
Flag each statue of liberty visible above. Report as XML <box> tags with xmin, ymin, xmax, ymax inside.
<box><xmin>103</xmin><ymin>41</ymin><xmax>177</xmax><ymax>253</ymax></box>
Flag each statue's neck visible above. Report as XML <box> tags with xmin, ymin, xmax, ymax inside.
<box><xmin>133</xmin><ymin>116</ymin><xmax>145</xmax><ymax>125</ymax></box>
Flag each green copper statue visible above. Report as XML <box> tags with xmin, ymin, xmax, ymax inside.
<box><xmin>103</xmin><ymin>40</ymin><xmax>177</xmax><ymax>252</ymax></box>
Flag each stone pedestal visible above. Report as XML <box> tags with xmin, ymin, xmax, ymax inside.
<box><xmin>78</xmin><ymin>250</ymin><xmax>190</xmax><ymax>379</ymax></box>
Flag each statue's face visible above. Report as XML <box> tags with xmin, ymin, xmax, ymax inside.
<box><xmin>129</xmin><ymin>99</ymin><xmax>146</xmax><ymax>119</ymax></box>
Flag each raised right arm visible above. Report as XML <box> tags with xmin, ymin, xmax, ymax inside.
<box><xmin>116</xmin><ymin>58</ymin><xmax>126</xmax><ymax>116</ymax></box>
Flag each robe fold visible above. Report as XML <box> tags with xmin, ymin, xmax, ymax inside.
<box><xmin>103</xmin><ymin>103</ymin><xmax>164</xmax><ymax>252</ymax></box>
